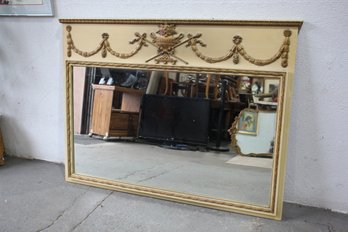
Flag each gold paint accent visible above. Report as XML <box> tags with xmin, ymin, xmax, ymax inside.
<box><xmin>64</xmin><ymin>60</ymin><xmax>289</xmax><ymax>219</ymax></box>
<box><xmin>65</xmin><ymin>60</ymin><xmax>287</xmax><ymax>77</ymax></box>
<box><xmin>66</xmin><ymin>25</ymin><xmax>147</xmax><ymax>58</ymax></box>
<box><xmin>70</xmin><ymin>173</ymin><xmax>272</xmax><ymax>212</ymax></box>
<box><xmin>59</xmin><ymin>19</ymin><xmax>303</xmax><ymax>31</ymax></box>
<box><xmin>146</xmin><ymin>24</ymin><xmax>184</xmax><ymax>64</ymax></box>
<box><xmin>187</xmin><ymin>30</ymin><xmax>292</xmax><ymax>67</ymax></box>
<box><xmin>65</xmin><ymin>62</ymin><xmax>74</xmax><ymax>177</ymax></box>
<box><xmin>65</xmin><ymin>23</ymin><xmax>292</xmax><ymax>67</ymax></box>
<box><xmin>269</xmin><ymin>72</ymin><xmax>286</xmax><ymax>213</ymax></box>
<box><xmin>144</xmin><ymin>24</ymin><xmax>202</xmax><ymax>65</ymax></box>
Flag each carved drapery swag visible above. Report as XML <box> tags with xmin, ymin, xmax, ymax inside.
<box><xmin>66</xmin><ymin>24</ymin><xmax>291</xmax><ymax>67</ymax></box>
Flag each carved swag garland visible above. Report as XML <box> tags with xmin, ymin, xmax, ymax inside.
<box><xmin>66</xmin><ymin>24</ymin><xmax>291</xmax><ymax>67</ymax></box>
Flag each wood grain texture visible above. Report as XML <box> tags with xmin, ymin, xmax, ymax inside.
<box><xmin>90</xmin><ymin>84</ymin><xmax>115</xmax><ymax>137</ymax></box>
<box><xmin>121</xmin><ymin>93</ymin><xmax>142</xmax><ymax>113</ymax></box>
<box><xmin>89</xmin><ymin>84</ymin><xmax>142</xmax><ymax>138</ymax></box>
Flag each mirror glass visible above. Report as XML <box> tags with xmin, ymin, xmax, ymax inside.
<box><xmin>72</xmin><ymin>65</ymin><xmax>281</xmax><ymax>206</ymax></box>
<box><xmin>230</xmin><ymin>77</ymin><xmax>280</xmax><ymax>158</ymax></box>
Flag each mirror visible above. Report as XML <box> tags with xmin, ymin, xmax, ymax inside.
<box><xmin>61</xmin><ymin>19</ymin><xmax>301</xmax><ymax>220</ymax></box>
<box><xmin>71</xmin><ymin>64</ymin><xmax>283</xmax><ymax>206</ymax></box>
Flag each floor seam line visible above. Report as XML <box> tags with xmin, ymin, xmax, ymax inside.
<box><xmin>70</xmin><ymin>191</ymin><xmax>113</xmax><ymax>232</ymax></box>
<box><xmin>35</xmin><ymin>188</ymin><xmax>90</xmax><ymax>232</ymax></box>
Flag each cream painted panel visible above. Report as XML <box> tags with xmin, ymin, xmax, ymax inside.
<box><xmin>63</xmin><ymin>23</ymin><xmax>298</xmax><ymax>72</ymax></box>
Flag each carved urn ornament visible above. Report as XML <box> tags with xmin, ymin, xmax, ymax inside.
<box><xmin>148</xmin><ymin>24</ymin><xmax>184</xmax><ymax>64</ymax></box>
<box><xmin>66</xmin><ymin>23</ymin><xmax>292</xmax><ymax>67</ymax></box>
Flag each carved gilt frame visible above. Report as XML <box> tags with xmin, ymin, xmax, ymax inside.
<box><xmin>61</xmin><ymin>19</ymin><xmax>302</xmax><ymax>220</ymax></box>
<box><xmin>229</xmin><ymin>108</ymin><xmax>281</xmax><ymax>158</ymax></box>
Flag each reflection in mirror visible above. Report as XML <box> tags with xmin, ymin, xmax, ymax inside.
<box><xmin>229</xmin><ymin>77</ymin><xmax>280</xmax><ymax>158</ymax></box>
<box><xmin>72</xmin><ymin>66</ymin><xmax>280</xmax><ymax>206</ymax></box>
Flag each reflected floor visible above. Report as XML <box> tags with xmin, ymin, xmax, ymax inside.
<box><xmin>74</xmin><ymin>135</ymin><xmax>272</xmax><ymax>206</ymax></box>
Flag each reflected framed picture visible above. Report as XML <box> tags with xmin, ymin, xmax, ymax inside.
<box><xmin>239</xmin><ymin>76</ymin><xmax>251</xmax><ymax>93</ymax></box>
<box><xmin>264</xmin><ymin>79</ymin><xmax>279</xmax><ymax>102</ymax></box>
<box><xmin>0</xmin><ymin>0</ymin><xmax>53</xmax><ymax>16</ymax></box>
<box><xmin>237</xmin><ymin>109</ymin><xmax>258</xmax><ymax>136</ymax></box>
<box><xmin>251</xmin><ymin>77</ymin><xmax>265</xmax><ymax>95</ymax></box>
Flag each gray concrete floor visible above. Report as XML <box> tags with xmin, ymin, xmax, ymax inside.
<box><xmin>1</xmin><ymin>157</ymin><xmax>348</xmax><ymax>232</ymax></box>
<box><xmin>74</xmin><ymin>136</ymin><xmax>272</xmax><ymax>206</ymax></box>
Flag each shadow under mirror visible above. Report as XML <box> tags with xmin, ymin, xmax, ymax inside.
<box><xmin>72</xmin><ymin>65</ymin><xmax>280</xmax><ymax>207</ymax></box>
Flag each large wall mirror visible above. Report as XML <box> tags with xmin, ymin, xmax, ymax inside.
<box><xmin>60</xmin><ymin>19</ymin><xmax>302</xmax><ymax>220</ymax></box>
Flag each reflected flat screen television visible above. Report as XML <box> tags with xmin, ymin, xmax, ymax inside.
<box><xmin>138</xmin><ymin>94</ymin><xmax>210</xmax><ymax>145</ymax></box>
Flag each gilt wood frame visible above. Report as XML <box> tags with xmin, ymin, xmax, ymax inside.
<box><xmin>61</xmin><ymin>19</ymin><xmax>302</xmax><ymax>220</ymax></box>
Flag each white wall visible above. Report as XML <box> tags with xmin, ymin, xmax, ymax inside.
<box><xmin>0</xmin><ymin>0</ymin><xmax>347</xmax><ymax>213</ymax></box>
